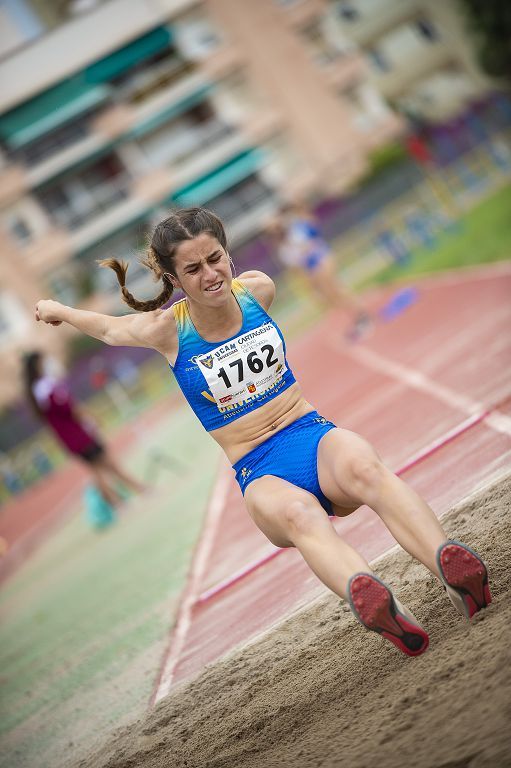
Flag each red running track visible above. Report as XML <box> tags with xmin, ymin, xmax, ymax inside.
<box><xmin>150</xmin><ymin>264</ymin><xmax>511</xmax><ymax>702</ymax></box>
<box><xmin>0</xmin><ymin>393</ymin><xmax>182</xmax><ymax>584</ymax></box>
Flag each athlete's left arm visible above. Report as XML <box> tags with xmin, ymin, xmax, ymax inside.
<box><xmin>238</xmin><ymin>271</ymin><xmax>276</xmax><ymax>311</ymax></box>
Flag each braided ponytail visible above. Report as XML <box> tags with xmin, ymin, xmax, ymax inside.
<box><xmin>98</xmin><ymin>255</ymin><xmax>174</xmax><ymax>312</ymax></box>
<box><xmin>98</xmin><ymin>208</ymin><xmax>228</xmax><ymax>311</ymax></box>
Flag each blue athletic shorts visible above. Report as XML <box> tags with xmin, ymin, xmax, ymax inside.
<box><xmin>304</xmin><ymin>250</ymin><xmax>327</xmax><ymax>272</ymax></box>
<box><xmin>232</xmin><ymin>410</ymin><xmax>336</xmax><ymax>515</ymax></box>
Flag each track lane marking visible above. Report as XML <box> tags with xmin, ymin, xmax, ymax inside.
<box><xmin>150</xmin><ymin>454</ymin><xmax>231</xmax><ymax>705</ymax></box>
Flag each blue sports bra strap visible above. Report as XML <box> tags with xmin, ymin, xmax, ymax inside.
<box><xmin>232</xmin><ymin>278</ymin><xmax>269</xmax><ymax>317</ymax></box>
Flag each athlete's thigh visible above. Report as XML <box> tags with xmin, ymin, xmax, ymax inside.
<box><xmin>244</xmin><ymin>475</ymin><xmax>326</xmax><ymax>549</ymax></box>
<box><xmin>317</xmin><ymin>427</ymin><xmax>378</xmax><ymax>508</ymax></box>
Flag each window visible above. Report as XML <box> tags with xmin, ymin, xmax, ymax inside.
<box><xmin>12</xmin><ymin>112</ymin><xmax>97</xmax><ymax>166</ymax></box>
<box><xmin>138</xmin><ymin>104</ymin><xmax>231</xmax><ymax>168</ymax></box>
<box><xmin>415</xmin><ymin>17</ymin><xmax>439</xmax><ymax>43</ymax></box>
<box><xmin>38</xmin><ymin>154</ymin><xmax>128</xmax><ymax>230</ymax></box>
<box><xmin>207</xmin><ymin>175</ymin><xmax>272</xmax><ymax>223</ymax></box>
<box><xmin>336</xmin><ymin>2</ymin><xmax>359</xmax><ymax>22</ymax></box>
<box><xmin>368</xmin><ymin>47</ymin><xmax>391</xmax><ymax>73</ymax></box>
<box><xmin>84</xmin><ymin>222</ymin><xmax>152</xmax><ymax>295</ymax></box>
<box><xmin>175</xmin><ymin>13</ymin><xmax>222</xmax><ymax>61</ymax></box>
<box><xmin>113</xmin><ymin>48</ymin><xmax>195</xmax><ymax>105</ymax></box>
<box><xmin>301</xmin><ymin>21</ymin><xmax>342</xmax><ymax>67</ymax></box>
<box><xmin>7</xmin><ymin>215</ymin><xmax>32</xmax><ymax>245</ymax></box>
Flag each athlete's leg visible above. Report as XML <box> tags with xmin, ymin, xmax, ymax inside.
<box><xmin>317</xmin><ymin>428</ymin><xmax>492</xmax><ymax>617</ymax></box>
<box><xmin>317</xmin><ymin>428</ymin><xmax>450</xmax><ymax>578</ymax></box>
<box><xmin>97</xmin><ymin>451</ymin><xmax>146</xmax><ymax>494</ymax></box>
<box><xmin>89</xmin><ymin>464</ymin><xmax>123</xmax><ymax>507</ymax></box>
<box><xmin>244</xmin><ymin>475</ymin><xmax>370</xmax><ymax>598</ymax></box>
<box><xmin>244</xmin><ymin>475</ymin><xmax>429</xmax><ymax>654</ymax></box>
<box><xmin>308</xmin><ymin>257</ymin><xmax>366</xmax><ymax>316</ymax></box>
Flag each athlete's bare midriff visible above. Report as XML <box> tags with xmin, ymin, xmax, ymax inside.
<box><xmin>209</xmin><ymin>382</ymin><xmax>314</xmax><ymax>464</ymax></box>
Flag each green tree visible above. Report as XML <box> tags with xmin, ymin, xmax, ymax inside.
<box><xmin>459</xmin><ymin>0</ymin><xmax>511</xmax><ymax>81</ymax></box>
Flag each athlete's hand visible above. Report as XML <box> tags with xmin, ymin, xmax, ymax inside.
<box><xmin>35</xmin><ymin>299</ymin><xmax>63</xmax><ymax>326</ymax></box>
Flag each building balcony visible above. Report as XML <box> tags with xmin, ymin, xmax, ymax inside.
<box><xmin>132</xmin><ymin>168</ymin><xmax>175</xmax><ymax>205</ymax></box>
<box><xmin>68</xmin><ymin>190</ymin><xmax>153</xmax><ymax>256</ymax></box>
<box><xmin>168</xmin><ymin>128</ymin><xmax>255</xmax><ymax>191</ymax></box>
<box><xmin>324</xmin><ymin>52</ymin><xmax>368</xmax><ymax>91</ymax></box>
<box><xmin>201</xmin><ymin>44</ymin><xmax>245</xmax><ymax>81</ymax></box>
<box><xmin>280</xmin><ymin>0</ymin><xmax>325</xmax><ymax>30</ymax></box>
<box><xmin>371</xmin><ymin>46</ymin><xmax>455</xmax><ymax>100</ymax></box>
<box><xmin>0</xmin><ymin>0</ymin><xmax>199</xmax><ymax>114</ymax></box>
<box><xmin>334</xmin><ymin>1</ymin><xmax>421</xmax><ymax>48</ymax></box>
<box><xmin>43</xmin><ymin>133</ymin><xmax>270</xmax><ymax>256</ymax></box>
<box><xmin>0</xmin><ymin>165</ymin><xmax>27</xmax><ymax>208</ymax></box>
<box><xmin>22</xmin><ymin>73</ymin><xmax>211</xmax><ymax>189</ymax></box>
<box><xmin>240</xmin><ymin>109</ymin><xmax>284</xmax><ymax>145</ymax></box>
<box><xmin>47</xmin><ymin>176</ymin><xmax>133</xmax><ymax>232</ymax></box>
<box><xmin>92</xmin><ymin>104</ymin><xmax>136</xmax><ymax>140</ymax></box>
<box><xmin>25</xmin><ymin>134</ymin><xmax>113</xmax><ymax>189</ymax></box>
<box><xmin>127</xmin><ymin>71</ymin><xmax>213</xmax><ymax>140</ymax></box>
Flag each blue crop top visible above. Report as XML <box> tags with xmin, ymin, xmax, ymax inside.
<box><xmin>169</xmin><ymin>279</ymin><xmax>296</xmax><ymax>431</ymax></box>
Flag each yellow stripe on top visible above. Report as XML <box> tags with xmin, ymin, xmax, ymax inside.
<box><xmin>168</xmin><ymin>279</ymin><xmax>296</xmax><ymax>431</ymax></box>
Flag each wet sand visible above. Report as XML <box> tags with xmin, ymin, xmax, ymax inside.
<box><xmin>72</xmin><ymin>473</ymin><xmax>511</xmax><ymax>768</ymax></box>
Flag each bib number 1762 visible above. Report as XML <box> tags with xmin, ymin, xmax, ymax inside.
<box><xmin>217</xmin><ymin>344</ymin><xmax>278</xmax><ymax>389</ymax></box>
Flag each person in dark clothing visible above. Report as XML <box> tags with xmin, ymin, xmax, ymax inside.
<box><xmin>23</xmin><ymin>351</ymin><xmax>145</xmax><ymax>507</ymax></box>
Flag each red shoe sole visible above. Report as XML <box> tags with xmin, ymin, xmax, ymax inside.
<box><xmin>438</xmin><ymin>543</ymin><xmax>492</xmax><ymax>618</ymax></box>
<box><xmin>348</xmin><ymin>574</ymin><xmax>429</xmax><ymax>657</ymax></box>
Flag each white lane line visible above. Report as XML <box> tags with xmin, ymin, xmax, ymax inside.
<box><xmin>342</xmin><ymin>343</ymin><xmax>486</xmax><ymax>415</ymax></box>
<box><xmin>341</xmin><ymin>343</ymin><xmax>511</xmax><ymax>437</ymax></box>
<box><xmin>150</xmin><ymin>455</ymin><xmax>231</xmax><ymax>705</ymax></box>
<box><xmin>197</xmin><ymin>545</ymin><xmax>281</xmax><ymax>605</ymax></box>
<box><xmin>397</xmin><ymin>412</ymin><xmax>489</xmax><ymax>472</ymax></box>
<box><xmin>484</xmin><ymin>411</ymin><xmax>511</xmax><ymax>435</ymax></box>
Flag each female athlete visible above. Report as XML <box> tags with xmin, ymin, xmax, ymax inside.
<box><xmin>24</xmin><ymin>350</ymin><xmax>145</xmax><ymax>507</ymax></box>
<box><xmin>268</xmin><ymin>201</ymin><xmax>372</xmax><ymax>340</ymax></box>
<box><xmin>35</xmin><ymin>208</ymin><xmax>491</xmax><ymax>656</ymax></box>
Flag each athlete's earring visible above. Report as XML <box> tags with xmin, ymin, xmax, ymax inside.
<box><xmin>163</xmin><ymin>272</ymin><xmax>178</xmax><ymax>289</ymax></box>
<box><xmin>229</xmin><ymin>255</ymin><xmax>237</xmax><ymax>277</ymax></box>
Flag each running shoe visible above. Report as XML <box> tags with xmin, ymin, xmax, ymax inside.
<box><xmin>436</xmin><ymin>541</ymin><xmax>491</xmax><ymax>619</ymax></box>
<box><xmin>345</xmin><ymin>313</ymin><xmax>373</xmax><ymax>343</ymax></box>
<box><xmin>347</xmin><ymin>573</ymin><xmax>429</xmax><ymax>657</ymax></box>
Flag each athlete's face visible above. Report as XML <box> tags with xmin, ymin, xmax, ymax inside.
<box><xmin>172</xmin><ymin>233</ymin><xmax>232</xmax><ymax>305</ymax></box>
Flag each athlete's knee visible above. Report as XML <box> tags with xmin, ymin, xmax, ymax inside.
<box><xmin>283</xmin><ymin>498</ymin><xmax>327</xmax><ymax>541</ymax></box>
<box><xmin>344</xmin><ymin>451</ymin><xmax>385</xmax><ymax>495</ymax></box>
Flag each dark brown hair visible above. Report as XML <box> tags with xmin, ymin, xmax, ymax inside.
<box><xmin>99</xmin><ymin>207</ymin><xmax>228</xmax><ymax>312</ymax></box>
<box><xmin>23</xmin><ymin>351</ymin><xmax>44</xmax><ymax>417</ymax></box>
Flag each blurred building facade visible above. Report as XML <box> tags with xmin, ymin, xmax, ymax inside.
<box><xmin>328</xmin><ymin>0</ymin><xmax>490</xmax><ymax>122</ymax></box>
<box><xmin>0</xmin><ymin>0</ymin><xmax>492</xmax><ymax>406</ymax></box>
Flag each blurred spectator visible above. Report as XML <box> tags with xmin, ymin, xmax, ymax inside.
<box><xmin>23</xmin><ymin>351</ymin><xmax>145</xmax><ymax>507</ymax></box>
<box><xmin>268</xmin><ymin>201</ymin><xmax>372</xmax><ymax>340</ymax></box>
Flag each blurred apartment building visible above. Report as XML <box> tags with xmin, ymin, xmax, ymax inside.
<box><xmin>0</xmin><ymin>0</ymin><xmax>491</xmax><ymax>405</ymax></box>
<box><xmin>327</xmin><ymin>0</ymin><xmax>490</xmax><ymax>121</ymax></box>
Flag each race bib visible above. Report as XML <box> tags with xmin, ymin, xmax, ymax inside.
<box><xmin>196</xmin><ymin>323</ymin><xmax>287</xmax><ymax>408</ymax></box>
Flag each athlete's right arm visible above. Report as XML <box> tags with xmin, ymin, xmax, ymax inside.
<box><xmin>35</xmin><ymin>299</ymin><xmax>177</xmax><ymax>359</ymax></box>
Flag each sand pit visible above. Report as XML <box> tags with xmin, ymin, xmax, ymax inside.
<box><xmin>72</xmin><ymin>473</ymin><xmax>511</xmax><ymax>768</ymax></box>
